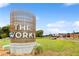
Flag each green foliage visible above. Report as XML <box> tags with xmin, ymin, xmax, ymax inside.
<box><xmin>0</xmin><ymin>25</ymin><xmax>10</xmax><ymax>39</ymax></box>
<box><xmin>34</xmin><ymin>43</ymin><xmax>43</xmax><ymax>55</ymax></box>
<box><xmin>36</xmin><ymin>37</ymin><xmax>79</xmax><ymax>55</ymax></box>
<box><xmin>0</xmin><ymin>38</ymin><xmax>10</xmax><ymax>46</ymax></box>
<box><xmin>0</xmin><ymin>27</ymin><xmax>2</xmax><ymax>39</ymax></box>
<box><xmin>1</xmin><ymin>33</ymin><xmax>8</xmax><ymax>38</ymax></box>
<box><xmin>2</xmin><ymin>25</ymin><xmax>10</xmax><ymax>37</ymax></box>
<box><xmin>49</xmin><ymin>34</ymin><xmax>52</xmax><ymax>36</ymax></box>
<box><xmin>0</xmin><ymin>37</ymin><xmax>79</xmax><ymax>55</ymax></box>
<box><xmin>36</xmin><ymin>30</ymin><xmax>43</xmax><ymax>37</ymax></box>
<box><xmin>0</xmin><ymin>27</ymin><xmax>2</xmax><ymax>33</ymax></box>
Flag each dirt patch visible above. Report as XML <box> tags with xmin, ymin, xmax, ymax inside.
<box><xmin>0</xmin><ymin>48</ymin><xmax>10</xmax><ymax>56</ymax></box>
<box><xmin>0</xmin><ymin>49</ymin><xmax>77</xmax><ymax>56</ymax></box>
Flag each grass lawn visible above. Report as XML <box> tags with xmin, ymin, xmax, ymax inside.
<box><xmin>0</xmin><ymin>37</ymin><xmax>79</xmax><ymax>56</ymax></box>
<box><xmin>0</xmin><ymin>38</ymin><xmax>10</xmax><ymax>46</ymax></box>
<box><xmin>36</xmin><ymin>37</ymin><xmax>79</xmax><ymax>56</ymax></box>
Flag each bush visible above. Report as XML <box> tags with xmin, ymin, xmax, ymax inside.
<box><xmin>1</xmin><ymin>33</ymin><xmax>8</xmax><ymax>38</ymax></box>
<box><xmin>0</xmin><ymin>35</ymin><xmax>2</xmax><ymax>39</ymax></box>
<box><xmin>36</xmin><ymin>30</ymin><xmax>43</xmax><ymax>37</ymax></box>
<box><xmin>34</xmin><ymin>43</ymin><xmax>43</xmax><ymax>55</ymax></box>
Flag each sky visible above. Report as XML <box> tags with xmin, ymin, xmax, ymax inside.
<box><xmin>0</xmin><ymin>3</ymin><xmax>79</xmax><ymax>35</ymax></box>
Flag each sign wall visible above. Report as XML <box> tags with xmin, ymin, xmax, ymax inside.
<box><xmin>10</xmin><ymin>10</ymin><xmax>36</xmax><ymax>54</ymax></box>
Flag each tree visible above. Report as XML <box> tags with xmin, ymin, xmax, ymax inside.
<box><xmin>48</xmin><ymin>34</ymin><xmax>52</xmax><ymax>37</ymax></box>
<box><xmin>36</xmin><ymin>30</ymin><xmax>43</xmax><ymax>37</ymax></box>
<box><xmin>0</xmin><ymin>25</ymin><xmax>10</xmax><ymax>39</ymax></box>
<box><xmin>0</xmin><ymin>27</ymin><xmax>2</xmax><ymax>39</ymax></box>
<box><xmin>2</xmin><ymin>25</ymin><xmax>10</xmax><ymax>37</ymax></box>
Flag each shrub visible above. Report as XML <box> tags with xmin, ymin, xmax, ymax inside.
<box><xmin>0</xmin><ymin>35</ymin><xmax>2</xmax><ymax>39</ymax></box>
<box><xmin>34</xmin><ymin>43</ymin><xmax>43</xmax><ymax>55</ymax></box>
<box><xmin>1</xmin><ymin>33</ymin><xmax>8</xmax><ymax>38</ymax></box>
<box><xmin>36</xmin><ymin>30</ymin><xmax>43</xmax><ymax>37</ymax></box>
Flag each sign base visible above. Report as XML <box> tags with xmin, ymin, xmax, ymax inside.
<box><xmin>10</xmin><ymin>42</ymin><xmax>36</xmax><ymax>55</ymax></box>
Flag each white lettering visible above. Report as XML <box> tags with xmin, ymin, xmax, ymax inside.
<box><xmin>14</xmin><ymin>32</ymin><xmax>35</xmax><ymax>39</ymax></box>
<box><xmin>19</xmin><ymin>25</ymin><xmax>26</xmax><ymax>30</ymax></box>
<box><xmin>29</xmin><ymin>33</ymin><xmax>33</xmax><ymax>38</ymax></box>
<box><xmin>23</xmin><ymin>32</ymin><xmax>28</xmax><ymax>38</ymax></box>
<box><xmin>14</xmin><ymin>24</ymin><xmax>18</xmax><ymax>30</ymax></box>
<box><xmin>15</xmin><ymin>32</ymin><xmax>22</xmax><ymax>38</ymax></box>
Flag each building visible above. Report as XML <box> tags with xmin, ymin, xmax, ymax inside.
<box><xmin>58</xmin><ymin>33</ymin><xmax>79</xmax><ymax>39</ymax></box>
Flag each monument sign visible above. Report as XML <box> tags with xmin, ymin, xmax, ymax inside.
<box><xmin>10</xmin><ymin>10</ymin><xmax>36</xmax><ymax>54</ymax></box>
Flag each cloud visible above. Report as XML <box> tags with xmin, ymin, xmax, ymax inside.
<box><xmin>74</xmin><ymin>21</ymin><xmax>79</xmax><ymax>27</ymax></box>
<box><xmin>37</xmin><ymin>20</ymin><xmax>79</xmax><ymax>35</ymax></box>
<box><xmin>73</xmin><ymin>21</ymin><xmax>79</xmax><ymax>31</ymax></box>
<box><xmin>47</xmin><ymin>21</ymin><xmax>65</xmax><ymax>28</ymax></box>
<box><xmin>0</xmin><ymin>3</ymin><xmax>10</xmax><ymax>8</ymax></box>
<box><xmin>63</xmin><ymin>3</ymin><xmax>77</xmax><ymax>6</ymax></box>
<box><xmin>47</xmin><ymin>28</ymin><xmax>67</xmax><ymax>34</ymax></box>
<box><xmin>36</xmin><ymin>28</ymin><xmax>43</xmax><ymax>30</ymax></box>
<box><xmin>46</xmin><ymin>21</ymin><xmax>68</xmax><ymax>34</ymax></box>
<box><xmin>46</xmin><ymin>20</ymin><xmax>79</xmax><ymax>34</ymax></box>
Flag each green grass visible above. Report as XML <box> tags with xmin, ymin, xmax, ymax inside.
<box><xmin>0</xmin><ymin>37</ymin><xmax>79</xmax><ymax>55</ymax></box>
<box><xmin>36</xmin><ymin>37</ymin><xmax>74</xmax><ymax>51</ymax></box>
<box><xmin>36</xmin><ymin>37</ymin><xmax>79</xmax><ymax>55</ymax></box>
<box><xmin>0</xmin><ymin>38</ymin><xmax>10</xmax><ymax>46</ymax></box>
